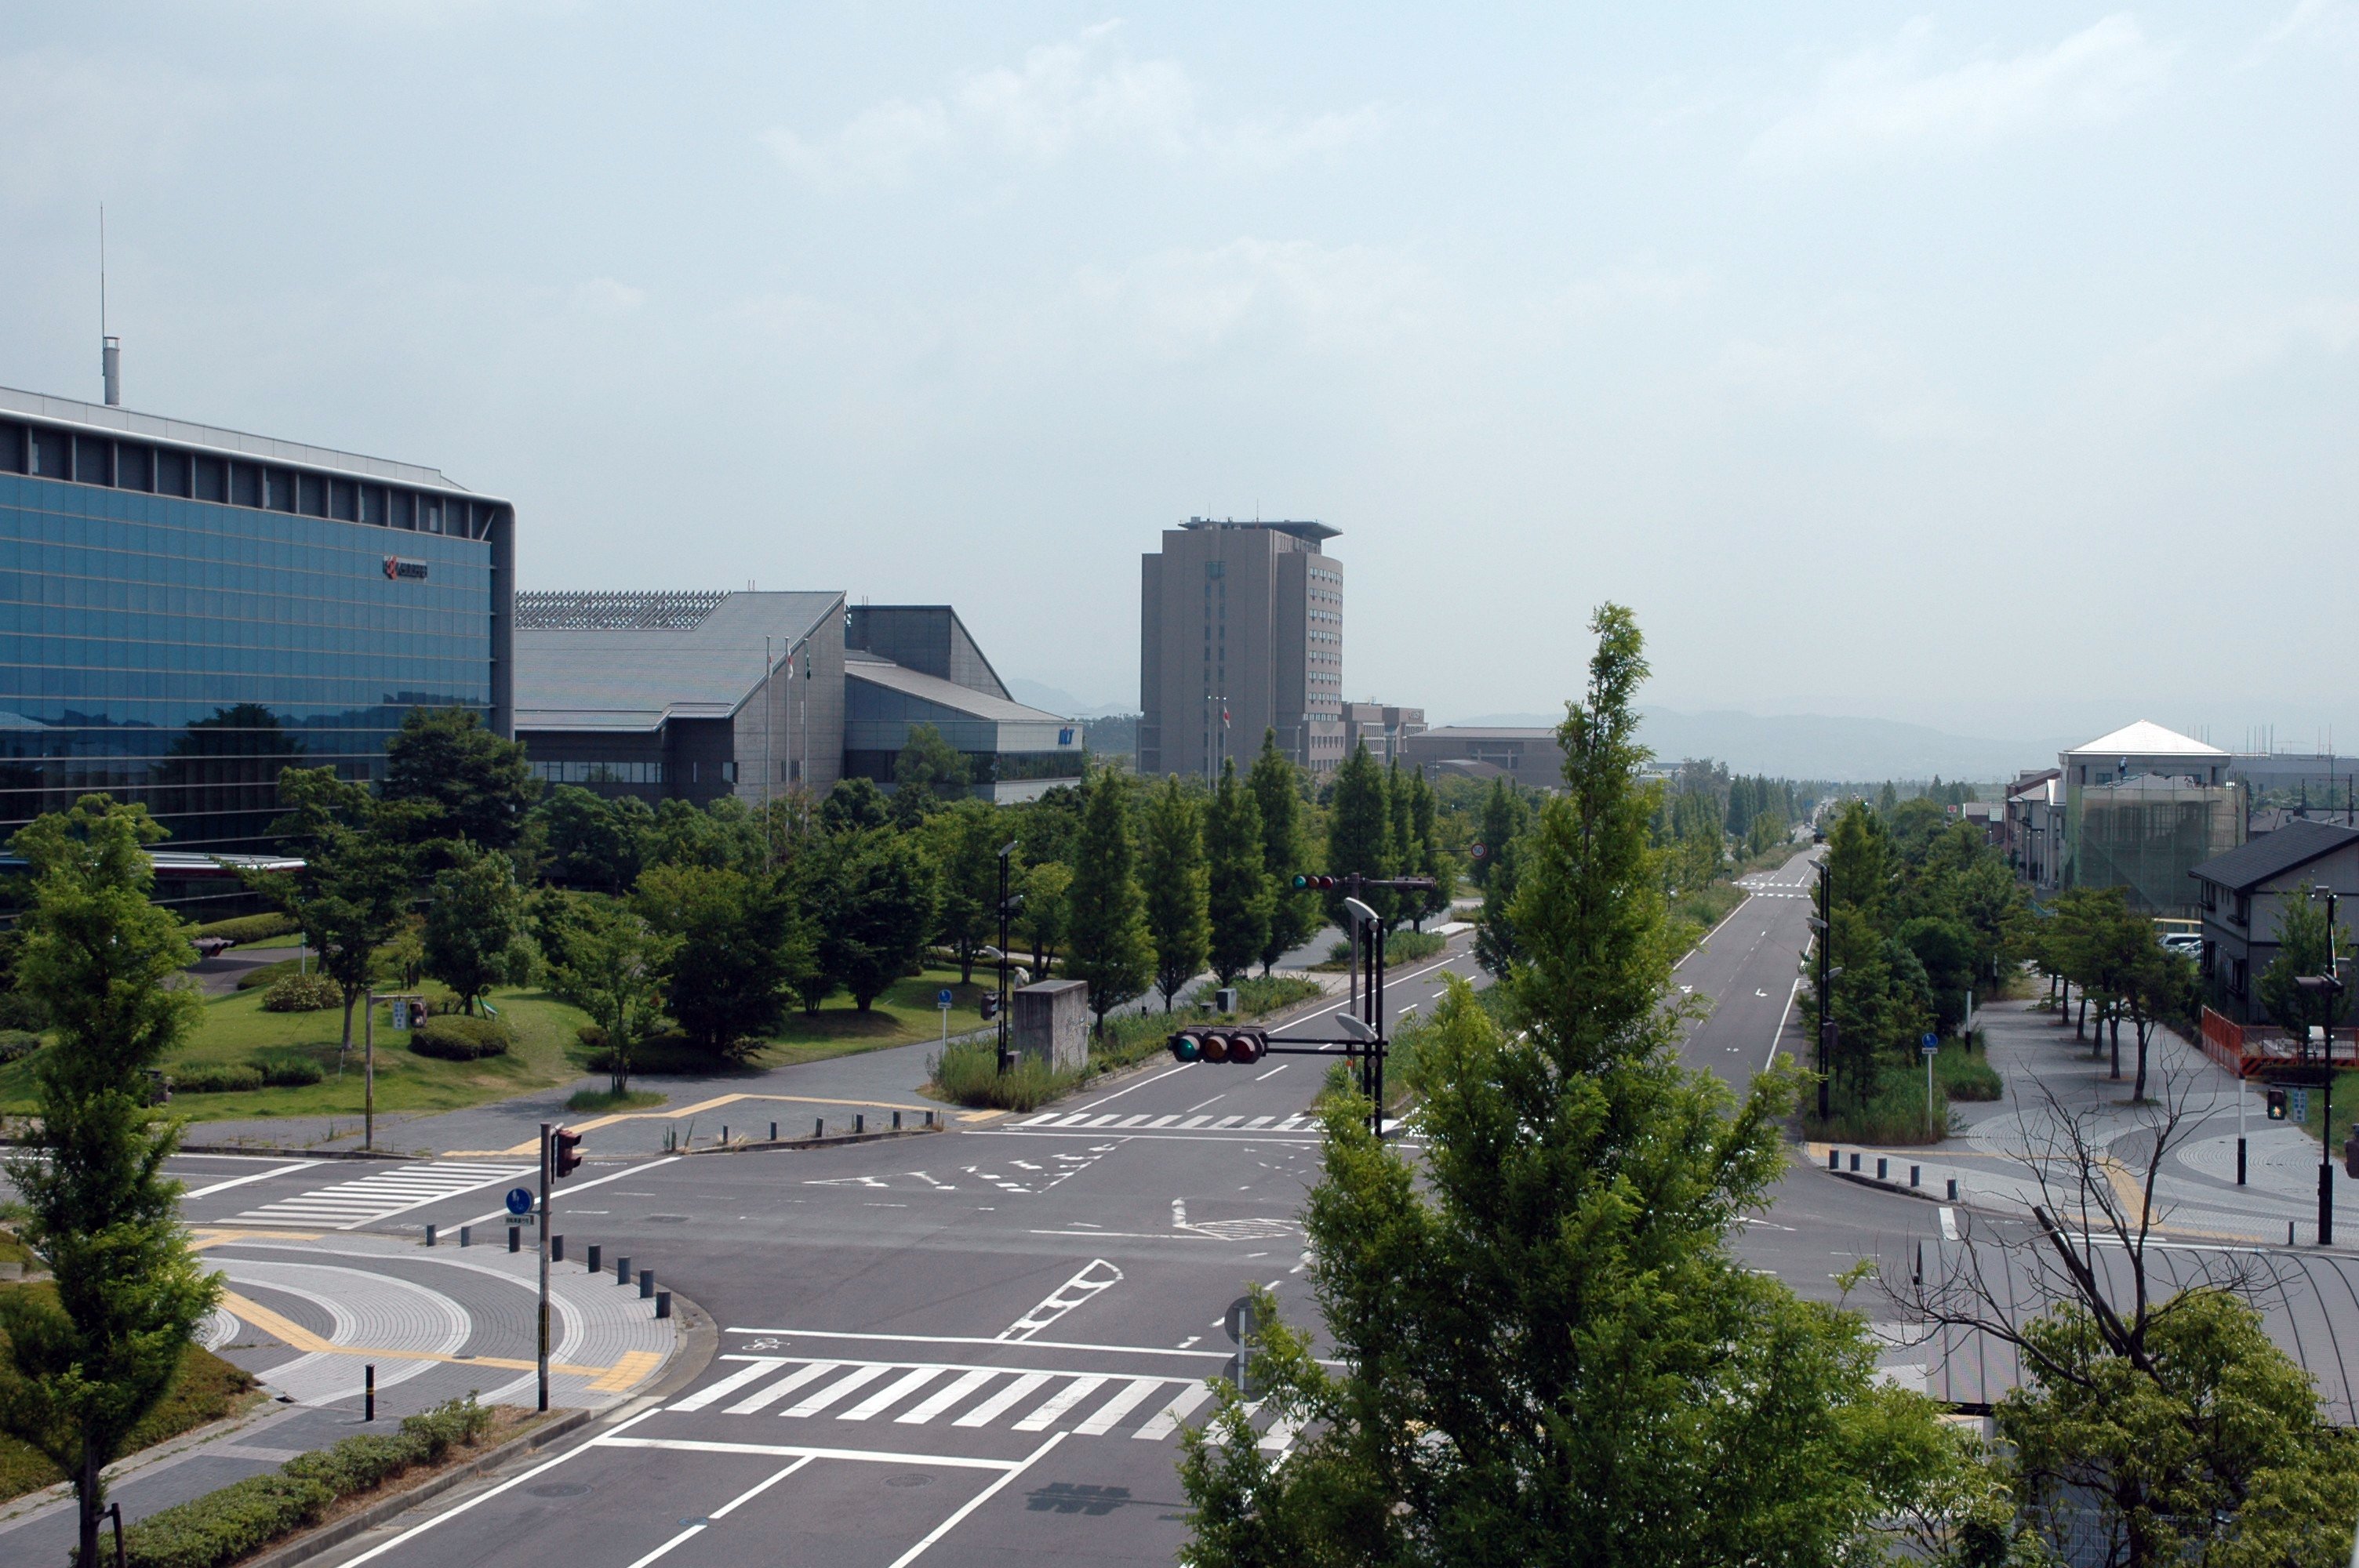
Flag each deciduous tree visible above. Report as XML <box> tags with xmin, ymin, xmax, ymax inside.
<box><xmin>635</xmin><ymin>863</ymin><xmax>808</xmax><ymax>1054</ymax></box>
<box><xmin>1143</xmin><ymin>776</ymin><xmax>1211</xmax><ymax>1010</ymax></box>
<box><xmin>256</xmin><ymin>765</ymin><xmax>420</xmax><ymax>1063</ymax></box>
<box><xmin>1205</xmin><ymin>760</ymin><xmax>1270</xmax><ymax>989</ymax></box>
<box><xmin>1249</xmin><ymin>732</ymin><xmax>1318</xmax><ymax>973</ymax></box>
<box><xmin>548</xmin><ymin>898</ymin><xmax>677</xmax><ymax>1096</ymax></box>
<box><xmin>382</xmin><ymin>705</ymin><xmax>540</xmax><ymax>854</ymax></box>
<box><xmin>422</xmin><ymin>842</ymin><xmax>529</xmax><ymax>1014</ymax></box>
<box><xmin>1066</xmin><ymin>766</ymin><xmax>1152</xmax><ymax>1033</ymax></box>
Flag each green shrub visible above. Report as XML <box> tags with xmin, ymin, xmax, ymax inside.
<box><xmin>1384</xmin><ymin>927</ymin><xmax>1446</xmax><ymax>963</ymax></box>
<box><xmin>930</xmin><ymin>1042</ymin><xmax>1079</xmax><ymax>1112</ymax></box>
<box><xmin>122</xmin><ymin>1398</ymin><xmax>493</xmax><ymax>1568</ymax></box>
<box><xmin>409</xmin><ymin>1015</ymin><xmax>513</xmax><ymax>1061</ymax></box>
<box><xmin>576</xmin><ymin>1022</ymin><xmax>609</xmax><ymax>1050</ymax></box>
<box><xmin>260</xmin><ymin>973</ymin><xmax>341</xmax><ymax>1013</ymax></box>
<box><xmin>0</xmin><ymin>992</ymin><xmax>46</xmax><ymax>1031</ymax></box>
<box><xmin>0</xmin><ymin>1029</ymin><xmax>42</xmax><ymax>1064</ymax></box>
<box><xmin>1227</xmin><ymin>975</ymin><xmax>1322</xmax><ymax>1014</ymax></box>
<box><xmin>234</xmin><ymin>958</ymin><xmax>304</xmax><ymax>992</ymax></box>
<box><xmin>171</xmin><ymin>1063</ymin><xmax>265</xmax><ymax>1094</ymax></box>
<box><xmin>1936</xmin><ymin>1042</ymin><xmax>2002</xmax><ymax>1102</ymax></box>
<box><xmin>256</xmin><ymin>1057</ymin><xmax>325</xmax><ymax>1087</ymax></box>
<box><xmin>187</xmin><ymin>912</ymin><xmax>300</xmax><ymax>945</ymax></box>
<box><xmin>583</xmin><ymin>1035</ymin><xmax>729</xmax><ymax>1075</ymax></box>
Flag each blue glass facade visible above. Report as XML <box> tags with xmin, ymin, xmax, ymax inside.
<box><xmin>0</xmin><ymin>408</ymin><xmax>507</xmax><ymax>869</ymax></box>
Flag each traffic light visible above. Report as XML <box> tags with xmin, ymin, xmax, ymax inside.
<box><xmin>1292</xmin><ymin>874</ymin><xmax>1337</xmax><ymax>890</ymax></box>
<box><xmin>980</xmin><ymin>993</ymin><xmax>1000</xmax><ymax>1022</ymax></box>
<box><xmin>1168</xmin><ymin>1027</ymin><xmax>1267</xmax><ymax>1065</ymax></box>
<box><xmin>2344</xmin><ymin>1123</ymin><xmax>2359</xmax><ymax>1181</ymax></box>
<box><xmin>2266</xmin><ymin>1088</ymin><xmax>2288</xmax><ymax>1122</ymax></box>
<box><xmin>551</xmin><ymin>1126</ymin><xmax>584</xmax><ymax>1178</ymax></box>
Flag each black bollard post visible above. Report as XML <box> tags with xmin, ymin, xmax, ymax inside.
<box><xmin>460</xmin><ymin>1225</ymin><xmax>472</xmax><ymax>1248</ymax></box>
<box><xmin>892</xmin><ymin>1110</ymin><xmax>902</xmax><ymax>1130</ymax></box>
<box><xmin>656</xmin><ymin>1290</ymin><xmax>672</xmax><ymax>1320</ymax></box>
<box><xmin>816</xmin><ymin>1116</ymin><xmax>824</xmax><ymax>1138</ymax></box>
<box><xmin>551</xmin><ymin>1235</ymin><xmax>565</xmax><ymax>1264</ymax></box>
<box><xmin>1910</xmin><ymin>1165</ymin><xmax>1921</xmax><ymax>1188</ymax></box>
<box><xmin>769</xmin><ymin>1121</ymin><xmax>777</xmax><ymax>1142</ymax></box>
<box><xmin>722</xmin><ymin>1125</ymin><xmax>728</xmax><ymax>1144</ymax></box>
<box><xmin>1827</xmin><ymin>1149</ymin><xmax>1838</xmax><ymax>1170</ymax></box>
<box><xmin>616</xmin><ymin>1254</ymin><xmax>631</xmax><ymax>1284</ymax></box>
<box><xmin>587</xmin><ymin>1243</ymin><xmax>602</xmax><ymax>1275</ymax></box>
<box><xmin>856</xmin><ymin>1113</ymin><xmax>865</xmax><ymax>1134</ymax></box>
<box><xmin>508</xmin><ymin>1224</ymin><xmax>521</xmax><ymax>1254</ymax></box>
<box><xmin>1946</xmin><ymin>1178</ymin><xmax>1958</xmax><ymax>1202</ymax></box>
<box><xmin>639</xmin><ymin>1268</ymin><xmax>655</xmax><ymax>1299</ymax></box>
<box><xmin>424</xmin><ymin>1224</ymin><xmax>437</xmax><ymax>1247</ymax></box>
<box><xmin>365</xmin><ymin>1363</ymin><xmax>376</xmax><ymax>1422</ymax></box>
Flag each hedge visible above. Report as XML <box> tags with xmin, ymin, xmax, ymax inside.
<box><xmin>0</xmin><ymin>1029</ymin><xmax>42</xmax><ymax>1064</ymax></box>
<box><xmin>185</xmin><ymin>912</ymin><xmax>299</xmax><ymax>946</ymax></box>
<box><xmin>116</xmin><ymin>1397</ymin><xmax>494</xmax><ymax>1568</ymax></box>
<box><xmin>260</xmin><ymin>974</ymin><xmax>341</xmax><ymax>1013</ymax></box>
<box><xmin>409</xmin><ymin>1014</ymin><xmax>513</xmax><ymax>1061</ymax></box>
<box><xmin>170</xmin><ymin>1063</ymin><xmax>264</xmax><ymax>1094</ymax></box>
<box><xmin>259</xmin><ymin>1057</ymin><xmax>325</xmax><ymax>1087</ymax></box>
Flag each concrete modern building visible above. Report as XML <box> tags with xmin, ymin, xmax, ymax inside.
<box><xmin>1342</xmin><ymin>702</ymin><xmax>1427</xmax><ymax>767</ymax></box>
<box><xmin>2190</xmin><ymin>820</ymin><xmax>2359</xmax><ymax>1023</ymax></box>
<box><xmin>514</xmin><ymin>590</ymin><xmax>845</xmax><ymax>808</ymax></box>
<box><xmin>0</xmin><ymin>384</ymin><xmax>513</xmax><ymax>901</ymax></box>
<box><xmin>1139</xmin><ymin>518</ymin><xmax>1344</xmax><ymax>779</ymax></box>
<box><xmin>1402</xmin><ymin>726</ymin><xmax>1567</xmax><ymax>793</ymax></box>
<box><xmin>2054</xmin><ymin>720</ymin><xmax>2243</xmax><ymax>916</ymax></box>
<box><xmin>515</xmin><ymin>594</ymin><xmax>1081</xmax><ymax>808</ymax></box>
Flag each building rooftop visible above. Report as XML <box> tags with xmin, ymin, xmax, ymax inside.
<box><xmin>2190</xmin><ymin>819</ymin><xmax>2359</xmax><ymax>892</ymax></box>
<box><xmin>514</xmin><ymin>590</ymin><xmax>843</xmax><ymax>732</ymax></box>
<box><xmin>846</xmin><ymin>654</ymin><xmax>1067</xmax><ymax>725</ymax></box>
<box><xmin>1178</xmin><ymin>516</ymin><xmax>1340</xmax><ymax>544</ymax></box>
<box><xmin>2065</xmin><ymin>720</ymin><xmax>2227</xmax><ymax>760</ymax></box>
<box><xmin>0</xmin><ymin>384</ymin><xmax>479</xmax><ymax>493</ymax></box>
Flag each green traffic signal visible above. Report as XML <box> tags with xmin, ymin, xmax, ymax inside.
<box><xmin>1292</xmin><ymin>874</ymin><xmax>1309</xmax><ymax>889</ymax></box>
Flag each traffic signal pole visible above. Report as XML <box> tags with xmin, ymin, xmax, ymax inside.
<box><xmin>536</xmin><ymin>1122</ymin><xmax>551</xmax><ymax>1413</ymax></box>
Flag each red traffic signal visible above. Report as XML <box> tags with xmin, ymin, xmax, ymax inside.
<box><xmin>1292</xmin><ymin>874</ymin><xmax>1337</xmax><ymax>890</ymax></box>
<box><xmin>552</xmin><ymin>1126</ymin><xmax>584</xmax><ymax>1178</ymax></box>
<box><xmin>1169</xmin><ymin>1028</ymin><xmax>1267</xmax><ymax>1065</ymax></box>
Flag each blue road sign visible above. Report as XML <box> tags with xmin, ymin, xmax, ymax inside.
<box><xmin>505</xmin><ymin>1186</ymin><xmax>533</xmax><ymax>1216</ymax></box>
<box><xmin>938</xmin><ymin>989</ymin><xmax>954</xmax><ymax>1009</ymax></box>
<box><xmin>1921</xmin><ymin>1033</ymin><xmax>1940</xmax><ymax>1056</ymax></box>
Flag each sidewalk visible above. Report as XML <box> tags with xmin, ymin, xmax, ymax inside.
<box><xmin>1817</xmin><ymin>994</ymin><xmax>2342</xmax><ymax>1246</ymax></box>
<box><xmin>0</xmin><ymin>1226</ymin><xmax>685</xmax><ymax>1555</ymax></box>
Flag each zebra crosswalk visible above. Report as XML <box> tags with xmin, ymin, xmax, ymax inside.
<box><xmin>227</xmin><ymin>1162</ymin><xmax>533</xmax><ymax>1230</ymax></box>
<box><xmin>1012</xmin><ymin>1109</ymin><xmax>1318</xmax><ymax>1133</ymax></box>
<box><xmin>672</xmin><ymin>1354</ymin><xmax>1267</xmax><ymax>1446</ymax></box>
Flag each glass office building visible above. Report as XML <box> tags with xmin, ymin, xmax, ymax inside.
<box><xmin>0</xmin><ymin>387</ymin><xmax>513</xmax><ymax>904</ymax></box>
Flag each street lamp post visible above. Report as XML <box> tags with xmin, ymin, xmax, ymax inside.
<box><xmin>1813</xmin><ymin>858</ymin><xmax>1832</xmax><ymax>1121</ymax></box>
<box><xmin>2300</xmin><ymin>887</ymin><xmax>2346</xmax><ymax>1245</ymax></box>
<box><xmin>995</xmin><ymin>840</ymin><xmax>1020</xmax><ymax>1075</ymax></box>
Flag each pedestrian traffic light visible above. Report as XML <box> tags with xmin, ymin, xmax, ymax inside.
<box><xmin>1168</xmin><ymin>1028</ymin><xmax>1267</xmax><ymax>1065</ymax></box>
<box><xmin>1292</xmin><ymin>874</ymin><xmax>1336</xmax><ymax>890</ymax></box>
<box><xmin>2266</xmin><ymin>1088</ymin><xmax>2288</xmax><ymax>1122</ymax></box>
<box><xmin>551</xmin><ymin>1126</ymin><xmax>583</xmax><ymax>1178</ymax></box>
<box><xmin>2344</xmin><ymin>1123</ymin><xmax>2359</xmax><ymax>1181</ymax></box>
<box><xmin>980</xmin><ymin>993</ymin><xmax>1000</xmax><ymax>1022</ymax></box>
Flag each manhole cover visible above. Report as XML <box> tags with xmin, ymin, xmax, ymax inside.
<box><xmin>528</xmin><ymin>1483</ymin><xmax>590</xmax><ymax>1498</ymax></box>
<box><xmin>885</xmin><ymin>1474</ymin><xmax>932</xmax><ymax>1489</ymax></box>
<box><xmin>645</xmin><ymin>1214</ymin><xmax>689</xmax><ymax>1223</ymax></box>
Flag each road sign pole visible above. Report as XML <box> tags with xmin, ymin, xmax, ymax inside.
<box><xmin>363</xmin><ymin>990</ymin><xmax>374</xmax><ymax>1152</ymax></box>
<box><xmin>536</xmin><ymin>1122</ymin><xmax>551</xmax><ymax>1413</ymax></box>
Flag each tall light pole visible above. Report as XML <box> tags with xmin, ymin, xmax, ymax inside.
<box><xmin>995</xmin><ymin>840</ymin><xmax>1020</xmax><ymax>1075</ymax></box>
<box><xmin>1813</xmin><ymin>858</ymin><xmax>1833</xmax><ymax>1122</ymax></box>
<box><xmin>2300</xmin><ymin>887</ymin><xmax>2345</xmax><ymax>1245</ymax></box>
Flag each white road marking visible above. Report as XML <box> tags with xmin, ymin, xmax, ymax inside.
<box><xmin>1015</xmin><ymin>1375</ymin><xmax>1107</xmax><ymax>1430</ymax></box>
<box><xmin>882</xmin><ymin>1432</ymin><xmax>1067</xmax><ymax>1568</ymax></box>
<box><xmin>729</xmin><ymin>1362</ymin><xmax>844</xmax><ymax>1414</ymax></box>
<box><xmin>952</xmin><ymin>1372</ymin><xmax>1052</xmax><ymax>1427</ymax></box>
<box><xmin>839</xmin><ymin>1367</ymin><xmax>946</xmax><ymax>1421</ymax></box>
<box><xmin>182</xmin><ymin>1160</ymin><xmax>322</xmax><ymax>1200</ymax></box>
<box><xmin>1939</xmin><ymin>1207</ymin><xmax>1959</xmax><ymax>1241</ymax></box>
<box><xmin>782</xmin><ymin>1365</ymin><xmax>892</xmax><ymax>1416</ymax></box>
<box><xmin>896</xmin><ymin>1368</ymin><xmax>999</xmax><ymax>1424</ymax></box>
<box><xmin>999</xmin><ymin>1258</ymin><xmax>1123</xmax><ymax>1341</ymax></box>
<box><xmin>1134</xmin><ymin>1383</ymin><xmax>1215</xmax><ymax>1439</ymax></box>
<box><xmin>668</xmin><ymin>1356</ymin><xmax>787</xmax><ymax>1412</ymax></box>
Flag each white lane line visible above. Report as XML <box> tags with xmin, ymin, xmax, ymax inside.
<box><xmin>1052</xmin><ymin>1113</ymin><xmax>1092</xmax><ymax>1127</ymax></box>
<box><xmin>718</xmin><ymin>1332</ymin><xmax>1235</xmax><ymax>1360</ymax></box>
<box><xmin>598</xmin><ymin>1436</ymin><xmax>1016</xmax><ymax>1470</ymax></box>
<box><xmin>1147</xmin><ymin>1115</ymin><xmax>1180</xmax><ymax>1128</ymax></box>
<box><xmin>838</xmin><ymin>1367</ymin><xmax>945</xmax><ymax>1421</ymax></box>
<box><xmin>1270</xmin><ymin>950</ymin><xmax>1467</xmax><ymax>1035</ymax></box>
<box><xmin>1766</xmin><ymin>978</ymin><xmax>1802</xmax><ymax>1075</ymax></box>
<box><xmin>953</xmin><ymin>1372</ymin><xmax>1052</xmax><ymax>1427</ymax></box>
<box><xmin>1244</xmin><ymin>1116</ymin><xmax>1274</xmax><ymax>1129</ymax></box>
<box><xmin>1676</xmin><ymin>895</ymin><xmax>1754</xmax><ymax>968</ymax></box>
<box><xmin>998</xmin><ymin>1258</ymin><xmax>1123</xmax><ymax>1341</ymax></box>
<box><xmin>1939</xmin><ymin>1207</ymin><xmax>1959</xmax><ymax>1241</ymax></box>
<box><xmin>896</xmin><ymin>1368</ymin><xmax>998</xmax><ymax>1425</ymax></box>
<box><xmin>336</xmin><ymin>1407</ymin><xmax>663</xmax><ymax>1568</ymax></box>
<box><xmin>623</xmin><ymin>1525</ymin><xmax>706</xmax><ymax>1568</ymax></box>
<box><xmin>726</xmin><ymin>1362</ymin><xmax>841</xmax><ymax>1415</ymax></box>
<box><xmin>1014</xmin><ymin>1375</ymin><xmax>1107</xmax><ymax>1431</ymax></box>
<box><xmin>782</xmin><ymin>1365</ymin><xmax>891</xmax><ymax>1417</ymax></box>
<box><xmin>453</xmin><ymin>1156</ymin><xmax>683</xmax><ymax>1229</ymax></box>
<box><xmin>1016</xmin><ymin>1112</ymin><xmax>1059</xmax><ymax>1127</ymax></box>
<box><xmin>1134</xmin><ymin>1383</ymin><xmax>1215</xmax><ymax>1439</ymax></box>
<box><xmin>1074</xmin><ymin>1376</ymin><xmax>1168</xmax><ymax>1436</ymax></box>
<box><xmin>1180</xmin><ymin>1116</ymin><xmax>1212</xmax><ymax>1128</ymax></box>
<box><xmin>1256</xmin><ymin>1064</ymin><xmax>1288</xmax><ymax>1080</ymax></box>
<box><xmin>1115</xmin><ymin>1114</ymin><xmax>1150</xmax><ymax>1127</ymax></box>
<box><xmin>668</xmin><ymin>1356</ymin><xmax>787</xmax><ymax>1412</ymax></box>
<box><xmin>711</xmin><ymin>1455</ymin><xmax>814</xmax><ymax>1515</ymax></box>
<box><xmin>1063</xmin><ymin>1058</ymin><xmax>1198</xmax><ymax>1113</ymax></box>
<box><xmin>882</xmin><ymin>1432</ymin><xmax>1067</xmax><ymax>1568</ymax></box>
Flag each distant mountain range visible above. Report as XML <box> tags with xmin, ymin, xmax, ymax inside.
<box><xmin>1005</xmin><ymin>678</ymin><xmax>1133</xmax><ymax>718</ymax></box>
<box><xmin>1448</xmin><ymin>708</ymin><xmax>2074</xmax><ymax>784</ymax></box>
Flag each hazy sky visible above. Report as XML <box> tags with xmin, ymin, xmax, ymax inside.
<box><xmin>6</xmin><ymin>5</ymin><xmax>2354</xmax><ymax>747</ymax></box>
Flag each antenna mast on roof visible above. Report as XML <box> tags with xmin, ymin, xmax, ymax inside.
<box><xmin>100</xmin><ymin>205</ymin><xmax>121</xmax><ymax>407</ymax></box>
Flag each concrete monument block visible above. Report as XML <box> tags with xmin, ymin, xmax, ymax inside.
<box><xmin>1013</xmin><ymin>978</ymin><xmax>1089</xmax><ymax>1073</ymax></box>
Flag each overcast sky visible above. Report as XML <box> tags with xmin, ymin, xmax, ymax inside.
<box><xmin>6</xmin><ymin>5</ymin><xmax>2354</xmax><ymax>750</ymax></box>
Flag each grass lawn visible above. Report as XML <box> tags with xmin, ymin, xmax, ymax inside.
<box><xmin>0</xmin><ymin>965</ymin><xmax>1000</xmax><ymax>1120</ymax></box>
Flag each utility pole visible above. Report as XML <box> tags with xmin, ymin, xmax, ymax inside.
<box><xmin>995</xmin><ymin>840</ymin><xmax>1019</xmax><ymax>1075</ymax></box>
<box><xmin>362</xmin><ymin>991</ymin><xmax>376</xmax><ymax>1152</ymax></box>
<box><xmin>1813</xmin><ymin>857</ymin><xmax>1833</xmax><ymax>1121</ymax></box>
<box><xmin>2302</xmin><ymin>888</ymin><xmax>2344</xmax><ymax>1245</ymax></box>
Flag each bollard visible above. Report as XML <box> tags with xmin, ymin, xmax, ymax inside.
<box><xmin>508</xmin><ymin>1224</ymin><xmax>521</xmax><ymax>1254</ymax></box>
<box><xmin>1910</xmin><ymin>1165</ymin><xmax>1921</xmax><ymax>1188</ymax></box>
<box><xmin>2292</xmin><ymin>1221</ymin><xmax>2299</xmax><ymax>1247</ymax></box>
<box><xmin>893</xmin><ymin>1111</ymin><xmax>902</xmax><ymax>1131</ymax></box>
<box><xmin>1848</xmin><ymin>1152</ymin><xmax>1860</xmax><ymax>1173</ymax></box>
<box><xmin>425</xmin><ymin>1224</ymin><xmax>437</xmax><ymax>1248</ymax></box>
<box><xmin>1946</xmin><ymin>1178</ymin><xmax>1958</xmax><ymax>1202</ymax></box>
<box><xmin>856</xmin><ymin>1113</ymin><xmax>866</xmax><ymax>1134</ymax></box>
<box><xmin>587</xmin><ymin>1243</ymin><xmax>602</xmax><ymax>1275</ymax></box>
<box><xmin>926</xmin><ymin>1111</ymin><xmax>936</xmax><ymax>1128</ymax></box>
<box><xmin>552</xmin><ymin>1235</ymin><xmax>565</xmax><ymax>1265</ymax></box>
<box><xmin>616</xmin><ymin>1254</ymin><xmax>631</xmax><ymax>1285</ymax></box>
<box><xmin>460</xmin><ymin>1225</ymin><xmax>472</xmax><ymax>1248</ymax></box>
<box><xmin>769</xmin><ymin>1121</ymin><xmax>778</xmax><ymax>1142</ymax></box>
<box><xmin>365</xmin><ymin>1363</ymin><xmax>376</xmax><ymax>1422</ymax></box>
<box><xmin>656</xmin><ymin>1290</ymin><xmax>672</xmax><ymax>1320</ymax></box>
<box><xmin>816</xmin><ymin>1116</ymin><xmax>825</xmax><ymax>1138</ymax></box>
<box><xmin>1827</xmin><ymin>1149</ymin><xmax>1838</xmax><ymax>1171</ymax></box>
<box><xmin>639</xmin><ymin>1268</ymin><xmax>655</xmax><ymax>1299</ymax></box>
<box><xmin>1875</xmin><ymin>1157</ymin><xmax>1888</xmax><ymax>1181</ymax></box>
<box><xmin>2237</xmin><ymin>1137</ymin><xmax>2248</xmax><ymax>1186</ymax></box>
<box><xmin>722</xmin><ymin>1125</ymin><xmax>728</xmax><ymax>1144</ymax></box>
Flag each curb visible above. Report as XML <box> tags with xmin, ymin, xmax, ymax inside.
<box><xmin>179</xmin><ymin>1144</ymin><xmax>414</xmax><ymax>1161</ymax></box>
<box><xmin>240</xmin><ymin>1408</ymin><xmax>593</xmax><ymax>1568</ymax></box>
<box><xmin>1818</xmin><ymin>1147</ymin><xmax>1955</xmax><ymax>1204</ymax></box>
